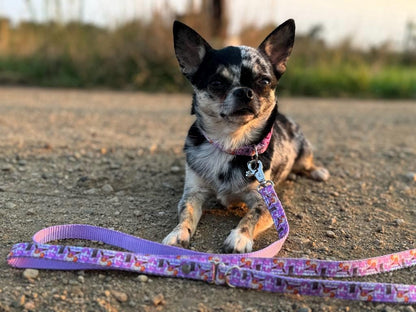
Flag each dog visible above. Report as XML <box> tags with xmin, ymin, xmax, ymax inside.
<box><xmin>162</xmin><ymin>19</ymin><xmax>329</xmax><ymax>253</ymax></box>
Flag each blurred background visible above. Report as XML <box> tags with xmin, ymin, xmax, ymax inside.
<box><xmin>0</xmin><ymin>0</ymin><xmax>415</xmax><ymax>98</ymax></box>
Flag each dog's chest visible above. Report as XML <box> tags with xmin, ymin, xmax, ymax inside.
<box><xmin>186</xmin><ymin>143</ymin><xmax>251</xmax><ymax>195</ymax></box>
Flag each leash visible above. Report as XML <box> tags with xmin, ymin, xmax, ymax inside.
<box><xmin>7</xmin><ymin>159</ymin><xmax>416</xmax><ymax>304</ymax></box>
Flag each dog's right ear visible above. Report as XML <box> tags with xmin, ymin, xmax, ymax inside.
<box><xmin>173</xmin><ymin>21</ymin><xmax>212</xmax><ymax>79</ymax></box>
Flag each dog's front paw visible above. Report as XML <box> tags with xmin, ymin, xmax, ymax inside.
<box><xmin>223</xmin><ymin>229</ymin><xmax>253</xmax><ymax>253</ymax></box>
<box><xmin>162</xmin><ymin>224</ymin><xmax>191</xmax><ymax>248</ymax></box>
<box><xmin>311</xmin><ymin>167</ymin><xmax>330</xmax><ymax>181</ymax></box>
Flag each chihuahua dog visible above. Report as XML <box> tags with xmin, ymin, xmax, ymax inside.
<box><xmin>162</xmin><ymin>19</ymin><xmax>329</xmax><ymax>253</ymax></box>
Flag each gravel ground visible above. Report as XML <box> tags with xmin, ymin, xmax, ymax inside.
<box><xmin>0</xmin><ymin>87</ymin><xmax>415</xmax><ymax>312</ymax></box>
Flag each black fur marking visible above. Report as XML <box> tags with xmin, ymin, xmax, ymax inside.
<box><xmin>240</xmin><ymin>65</ymin><xmax>255</xmax><ymax>88</ymax></box>
<box><xmin>191</xmin><ymin>94</ymin><xmax>197</xmax><ymax>115</ymax></box>
<box><xmin>190</xmin><ymin>47</ymin><xmax>242</xmax><ymax>90</ymax></box>
<box><xmin>185</xmin><ymin>122</ymin><xmax>206</xmax><ymax>148</ymax></box>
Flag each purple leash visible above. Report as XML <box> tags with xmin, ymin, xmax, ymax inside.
<box><xmin>7</xmin><ymin>159</ymin><xmax>416</xmax><ymax>304</ymax></box>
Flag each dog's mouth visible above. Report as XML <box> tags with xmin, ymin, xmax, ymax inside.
<box><xmin>221</xmin><ymin>106</ymin><xmax>257</xmax><ymax>119</ymax></box>
<box><xmin>230</xmin><ymin>107</ymin><xmax>256</xmax><ymax>116</ymax></box>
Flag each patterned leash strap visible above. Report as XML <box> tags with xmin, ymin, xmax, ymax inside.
<box><xmin>7</xmin><ymin>160</ymin><xmax>416</xmax><ymax>304</ymax></box>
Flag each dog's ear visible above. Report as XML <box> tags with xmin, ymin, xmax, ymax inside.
<box><xmin>173</xmin><ymin>21</ymin><xmax>212</xmax><ymax>79</ymax></box>
<box><xmin>258</xmin><ymin>19</ymin><xmax>295</xmax><ymax>79</ymax></box>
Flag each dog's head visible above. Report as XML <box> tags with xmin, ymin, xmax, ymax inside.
<box><xmin>173</xmin><ymin>19</ymin><xmax>295</xmax><ymax>133</ymax></box>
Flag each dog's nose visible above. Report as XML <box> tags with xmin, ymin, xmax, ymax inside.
<box><xmin>233</xmin><ymin>88</ymin><xmax>254</xmax><ymax>101</ymax></box>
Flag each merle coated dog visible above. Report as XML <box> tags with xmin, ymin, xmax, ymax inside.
<box><xmin>162</xmin><ymin>19</ymin><xmax>329</xmax><ymax>253</ymax></box>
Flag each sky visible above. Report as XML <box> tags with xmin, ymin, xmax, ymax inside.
<box><xmin>0</xmin><ymin>0</ymin><xmax>415</xmax><ymax>50</ymax></box>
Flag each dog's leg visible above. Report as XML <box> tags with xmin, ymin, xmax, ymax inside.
<box><xmin>292</xmin><ymin>139</ymin><xmax>330</xmax><ymax>181</ymax></box>
<box><xmin>162</xmin><ymin>167</ymin><xmax>210</xmax><ymax>248</ymax></box>
<box><xmin>223</xmin><ymin>191</ymin><xmax>273</xmax><ymax>253</ymax></box>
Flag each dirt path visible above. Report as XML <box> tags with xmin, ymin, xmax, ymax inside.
<box><xmin>0</xmin><ymin>87</ymin><xmax>415</xmax><ymax>312</ymax></box>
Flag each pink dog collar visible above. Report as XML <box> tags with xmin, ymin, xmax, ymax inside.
<box><xmin>201</xmin><ymin>128</ymin><xmax>273</xmax><ymax>156</ymax></box>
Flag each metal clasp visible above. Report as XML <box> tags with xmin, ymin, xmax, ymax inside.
<box><xmin>246</xmin><ymin>158</ymin><xmax>275</xmax><ymax>191</ymax></box>
<box><xmin>246</xmin><ymin>159</ymin><xmax>266</xmax><ymax>184</ymax></box>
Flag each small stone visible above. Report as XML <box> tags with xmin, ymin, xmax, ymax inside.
<box><xmin>170</xmin><ymin>166</ymin><xmax>181</xmax><ymax>173</ymax></box>
<box><xmin>393</xmin><ymin>218</ymin><xmax>405</xmax><ymax>226</ymax></box>
<box><xmin>287</xmin><ymin>173</ymin><xmax>297</xmax><ymax>181</ymax></box>
<box><xmin>5</xmin><ymin>202</ymin><xmax>16</xmax><ymax>209</ymax></box>
<box><xmin>330</xmin><ymin>191</ymin><xmax>339</xmax><ymax>197</ymax></box>
<box><xmin>404</xmin><ymin>172</ymin><xmax>416</xmax><ymax>182</ymax></box>
<box><xmin>149</xmin><ymin>144</ymin><xmax>158</xmax><ymax>154</ymax></box>
<box><xmin>26</xmin><ymin>209</ymin><xmax>35</xmax><ymax>215</ymax></box>
<box><xmin>78</xmin><ymin>276</ymin><xmax>84</xmax><ymax>284</ymax></box>
<box><xmin>326</xmin><ymin>230</ymin><xmax>337</xmax><ymax>238</ymax></box>
<box><xmin>1</xmin><ymin>164</ymin><xmax>14</xmax><ymax>171</ymax></box>
<box><xmin>297</xmin><ymin>307</ymin><xmax>312</xmax><ymax>312</ymax></box>
<box><xmin>110</xmin><ymin>163</ymin><xmax>121</xmax><ymax>170</ymax></box>
<box><xmin>109</xmin><ymin>197</ymin><xmax>119</xmax><ymax>204</ymax></box>
<box><xmin>101</xmin><ymin>184</ymin><xmax>114</xmax><ymax>194</ymax></box>
<box><xmin>24</xmin><ymin>302</ymin><xmax>36</xmax><ymax>311</ymax></box>
<box><xmin>376</xmin><ymin>225</ymin><xmax>384</xmax><ymax>233</ymax></box>
<box><xmin>137</xmin><ymin>275</ymin><xmax>148</xmax><ymax>283</ymax></box>
<box><xmin>84</xmin><ymin>188</ymin><xmax>98</xmax><ymax>195</ymax></box>
<box><xmin>152</xmin><ymin>293</ymin><xmax>165</xmax><ymax>306</ymax></box>
<box><xmin>111</xmin><ymin>290</ymin><xmax>128</xmax><ymax>302</ymax></box>
<box><xmin>19</xmin><ymin>295</ymin><xmax>26</xmax><ymax>306</ymax></box>
<box><xmin>404</xmin><ymin>306</ymin><xmax>415</xmax><ymax>312</ymax></box>
<box><xmin>23</xmin><ymin>269</ymin><xmax>39</xmax><ymax>280</ymax></box>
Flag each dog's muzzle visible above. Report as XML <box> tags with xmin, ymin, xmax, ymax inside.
<box><xmin>222</xmin><ymin>87</ymin><xmax>259</xmax><ymax>118</ymax></box>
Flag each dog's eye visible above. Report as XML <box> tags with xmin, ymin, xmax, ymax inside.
<box><xmin>258</xmin><ymin>77</ymin><xmax>271</xmax><ymax>86</ymax></box>
<box><xmin>209</xmin><ymin>80</ymin><xmax>225</xmax><ymax>89</ymax></box>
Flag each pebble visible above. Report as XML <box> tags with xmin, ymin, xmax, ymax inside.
<box><xmin>404</xmin><ymin>306</ymin><xmax>415</xmax><ymax>312</ymax></box>
<box><xmin>170</xmin><ymin>166</ymin><xmax>181</xmax><ymax>173</ymax></box>
<box><xmin>111</xmin><ymin>290</ymin><xmax>128</xmax><ymax>302</ymax></box>
<box><xmin>78</xmin><ymin>275</ymin><xmax>84</xmax><ymax>284</ymax></box>
<box><xmin>1</xmin><ymin>164</ymin><xmax>14</xmax><ymax>171</ymax></box>
<box><xmin>393</xmin><ymin>218</ymin><xmax>405</xmax><ymax>226</ymax></box>
<box><xmin>101</xmin><ymin>184</ymin><xmax>114</xmax><ymax>193</ymax></box>
<box><xmin>24</xmin><ymin>301</ymin><xmax>36</xmax><ymax>311</ymax></box>
<box><xmin>5</xmin><ymin>202</ymin><xmax>16</xmax><ymax>209</ymax></box>
<box><xmin>404</xmin><ymin>172</ymin><xmax>416</xmax><ymax>182</ymax></box>
<box><xmin>149</xmin><ymin>144</ymin><xmax>158</xmax><ymax>154</ymax></box>
<box><xmin>330</xmin><ymin>191</ymin><xmax>339</xmax><ymax>197</ymax></box>
<box><xmin>110</xmin><ymin>163</ymin><xmax>121</xmax><ymax>170</ymax></box>
<box><xmin>23</xmin><ymin>269</ymin><xmax>39</xmax><ymax>280</ymax></box>
<box><xmin>84</xmin><ymin>188</ymin><xmax>98</xmax><ymax>195</ymax></box>
<box><xmin>326</xmin><ymin>230</ymin><xmax>337</xmax><ymax>238</ymax></box>
<box><xmin>152</xmin><ymin>293</ymin><xmax>165</xmax><ymax>306</ymax></box>
<box><xmin>109</xmin><ymin>197</ymin><xmax>119</xmax><ymax>204</ymax></box>
<box><xmin>137</xmin><ymin>275</ymin><xmax>148</xmax><ymax>283</ymax></box>
<box><xmin>318</xmin><ymin>246</ymin><xmax>329</xmax><ymax>252</ymax></box>
<box><xmin>297</xmin><ymin>307</ymin><xmax>312</xmax><ymax>312</ymax></box>
<box><xmin>26</xmin><ymin>208</ymin><xmax>35</xmax><ymax>215</ymax></box>
<box><xmin>376</xmin><ymin>225</ymin><xmax>385</xmax><ymax>233</ymax></box>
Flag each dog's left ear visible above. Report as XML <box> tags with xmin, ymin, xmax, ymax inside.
<box><xmin>258</xmin><ymin>19</ymin><xmax>295</xmax><ymax>79</ymax></box>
